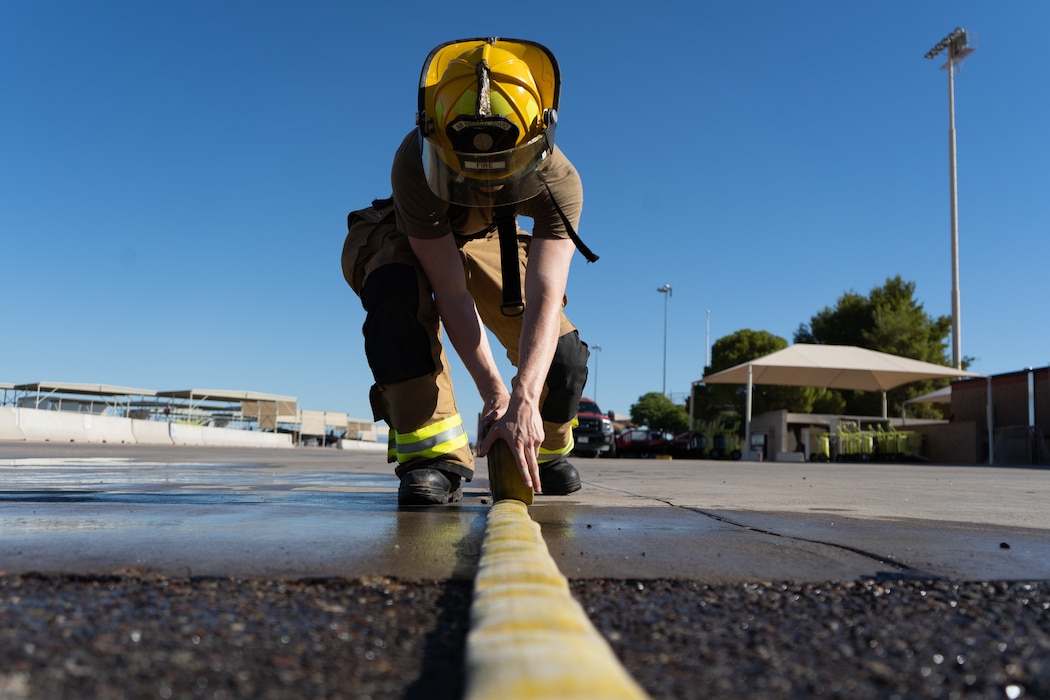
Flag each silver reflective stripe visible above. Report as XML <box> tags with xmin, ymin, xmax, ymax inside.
<box><xmin>398</xmin><ymin>424</ymin><xmax>464</xmax><ymax>452</ymax></box>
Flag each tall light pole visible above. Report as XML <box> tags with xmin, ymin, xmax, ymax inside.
<box><xmin>926</xmin><ymin>27</ymin><xmax>976</xmax><ymax>370</ymax></box>
<box><xmin>591</xmin><ymin>343</ymin><xmax>602</xmax><ymax>404</ymax></box>
<box><xmin>657</xmin><ymin>284</ymin><xmax>672</xmax><ymax>396</ymax></box>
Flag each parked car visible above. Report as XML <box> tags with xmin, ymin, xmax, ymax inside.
<box><xmin>670</xmin><ymin>417</ymin><xmax>744</xmax><ymax>460</ymax></box>
<box><xmin>615</xmin><ymin>428</ymin><xmax>675</xmax><ymax>458</ymax></box>
<box><xmin>672</xmin><ymin>430</ymin><xmax>743</xmax><ymax>460</ymax></box>
<box><xmin>571</xmin><ymin>398</ymin><xmax>616</xmax><ymax>458</ymax></box>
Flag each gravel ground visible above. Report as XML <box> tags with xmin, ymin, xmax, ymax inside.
<box><xmin>1</xmin><ymin>575</ymin><xmax>1049</xmax><ymax>700</ymax></box>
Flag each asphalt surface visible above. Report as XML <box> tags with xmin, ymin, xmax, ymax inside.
<box><xmin>2</xmin><ymin>442</ymin><xmax>1049</xmax><ymax>699</ymax></box>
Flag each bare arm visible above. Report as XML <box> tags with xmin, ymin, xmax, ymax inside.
<box><xmin>406</xmin><ymin>234</ymin><xmax>509</xmax><ymax>409</ymax></box>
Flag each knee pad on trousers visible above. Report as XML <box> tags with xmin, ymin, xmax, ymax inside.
<box><xmin>541</xmin><ymin>331</ymin><xmax>590</xmax><ymax>424</ymax></box>
<box><xmin>360</xmin><ymin>263</ymin><xmax>435</xmax><ymax>385</ymax></box>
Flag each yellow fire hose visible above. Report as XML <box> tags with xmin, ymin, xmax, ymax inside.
<box><xmin>465</xmin><ymin>441</ymin><xmax>649</xmax><ymax>699</ymax></box>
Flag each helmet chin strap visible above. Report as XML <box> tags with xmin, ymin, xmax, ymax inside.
<box><xmin>538</xmin><ymin>169</ymin><xmax>599</xmax><ymax>264</ymax></box>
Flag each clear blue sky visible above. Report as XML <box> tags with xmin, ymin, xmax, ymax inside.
<box><xmin>3</xmin><ymin>1</ymin><xmax>1048</xmax><ymax>436</ymax></box>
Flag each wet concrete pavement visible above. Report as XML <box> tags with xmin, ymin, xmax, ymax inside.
<box><xmin>4</xmin><ymin>443</ymin><xmax>1050</xmax><ymax>699</ymax></box>
<box><xmin>2</xmin><ymin>442</ymin><xmax>1049</xmax><ymax>583</ymax></box>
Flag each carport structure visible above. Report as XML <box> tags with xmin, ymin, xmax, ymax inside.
<box><xmin>700</xmin><ymin>344</ymin><xmax>987</xmax><ymax>460</ymax></box>
<box><xmin>11</xmin><ymin>382</ymin><xmax>158</xmax><ymax>415</ymax></box>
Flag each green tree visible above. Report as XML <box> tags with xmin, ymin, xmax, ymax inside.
<box><xmin>630</xmin><ymin>392</ymin><xmax>689</xmax><ymax>433</ymax></box>
<box><xmin>711</xmin><ymin>328</ymin><xmax>787</xmax><ymax>372</ymax></box>
<box><xmin>795</xmin><ymin>275</ymin><xmax>956</xmax><ymax>417</ymax></box>
<box><xmin>865</xmin><ymin>276</ymin><xmax>952</xmax><ymax>363</ymax></box>
<box><xmin>795</xmin><ymin>290</ymin><xmax>871</xmax><ymax>347</ymax></box>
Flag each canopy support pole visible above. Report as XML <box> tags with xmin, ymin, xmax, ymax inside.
<box><xmin>744</xmin><ymin>364</ymin><xmax>753</xmax><ymax>457</ymax></box>
<box><xmin>986</xmin><ymin>377</ymin><xmax>994</xmax><ymax>465</ymax></box>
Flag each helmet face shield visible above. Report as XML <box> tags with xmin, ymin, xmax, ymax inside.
<box><xmin>421</xmin><ymin>130</ymin><xmax>555</xmax><ymax>206</ymax></box>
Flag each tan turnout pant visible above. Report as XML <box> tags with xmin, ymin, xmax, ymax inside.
<box><xmin>342</xmin><ymin>216</ymin><xmax>588</xmax><ymax>481</ymax></box>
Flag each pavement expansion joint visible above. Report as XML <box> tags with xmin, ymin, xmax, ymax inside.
<box><xmin>687</xmin><ymin>506</ymin><xmax>921</xmax><ymax>577</ymax></box>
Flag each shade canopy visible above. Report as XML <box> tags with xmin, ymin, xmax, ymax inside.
<box><xmin>703</xmin><ymin>344</ymin><xmax>981</xmax><ymax>392</ymax></box>
<box><xmin>904</xmin><ymin>386</ymin><xmax>953</xmax><ymax>405</ymax></box>
<box><xmin>900</xmin><ymin>385</ymin><xmax>954</xmax><ymax>422</ymax></box>
<box><xmin>700</xmin><ymin>344</ymin><xmax>984</xmax><ymax>456</ymax></box>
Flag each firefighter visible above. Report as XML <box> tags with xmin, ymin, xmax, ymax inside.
<box><xmin>342</xmin><ymin>37</ymin><xmax>591</xmax><ymax>505</ymax></box>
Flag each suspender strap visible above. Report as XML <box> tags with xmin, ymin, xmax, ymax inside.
<box><xmin>495</xmin><ymin>205</ymin><xmax>525</xmax><ymax>317</ymax></box>
<box><xmin>490</xmin><ymin>177</ymin><xmax>599</xmax><ymax>317</ymax></box>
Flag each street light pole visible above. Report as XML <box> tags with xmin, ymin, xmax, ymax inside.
<box><xmin>657</xmin><ymin>284</ymin><xmax>672</xmax><ymax>396</ymax></box>
<box><xmin>591</xmin><ymin>343</ymin><xmax>601</xmax><ymax>404</ymax></box>
<box><xmin>926</xmin><ymin>27</ymin><xmax>976</xmax><ymax>370</ymax></box>
<box><xmin>705</xmin><ymin>309</ymin><xmax>711</xmax><ymax>371</ymax></box>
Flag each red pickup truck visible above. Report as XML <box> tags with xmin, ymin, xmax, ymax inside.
<box><xmin>571</xmin><ymin>398</ymin><xmax>616</xmax><ymax>458</ymax></box>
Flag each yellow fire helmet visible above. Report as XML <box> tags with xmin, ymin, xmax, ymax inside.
<box><xmin>416</xmin><ymin>37</ymin><xmax>560</xmax><ymax>206</ymax></box>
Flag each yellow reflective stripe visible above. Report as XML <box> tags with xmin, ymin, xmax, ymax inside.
<box><xmin>387</xmin><ymin>431</ymin><xmax>397</xmax><ymax>461</ymax></box>
<box><xmin>395</xmin><ymin>414</ymin><xmax>468</xmax><ymax>462</ymax></box>
<box><xmin>398</xmin><ymin>431</ymin><xmax>470</xmax><ymax>462</ymax></box>
<box><xmin>409</xmin><ymin>414</ymin><xmax>463</xmax><ymax>441</ymax></box>
<box><xmin>537</xmin><ymin>432</ymin><xmax>574</xmax><ymax>464</ymax></box>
